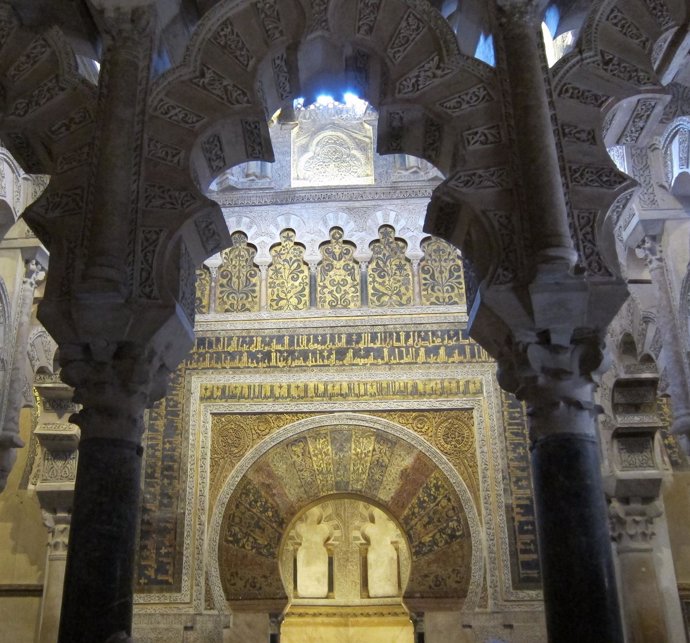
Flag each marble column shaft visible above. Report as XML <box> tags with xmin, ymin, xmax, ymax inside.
<box><xmin>501</xmin><ymin>339</ymin><xmax>624</xmax><ymax>643</ymax></box>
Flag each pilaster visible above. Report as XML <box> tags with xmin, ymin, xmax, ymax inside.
<box><xmin>0</xmin><ymin>253</ymin><xmax>46</xmax><ymax>490</ymax></box>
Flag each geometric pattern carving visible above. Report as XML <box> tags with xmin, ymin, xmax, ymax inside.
<box><xmin>317</xmin><ymin>227</ymin><xmax>360</xmax><ymax>309</ymax></box>
<box><xmin>368</xmin><ymin>225</ymin><xmax>413</xmax><ymax>307</ymax></box>
<box><xmin>419</xmin><ymin>237</ymin><xmax>465</xmax><ymax>305</ymax></box>
<box><xmin>268</xmin><ymin>229</ymin><xmax>309</xmax><ymax>311</ymax></box>
<box><xmin>216</xmin><ymin>231</ymin><xmax>260</xmax><ymax>313</ymax></box>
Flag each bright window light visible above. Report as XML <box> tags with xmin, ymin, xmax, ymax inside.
<box><xmin>316</xmin><ymin>94</ymin><xmax>334</xmax><ymax>106</ymax></box>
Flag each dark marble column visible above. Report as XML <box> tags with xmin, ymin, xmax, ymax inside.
<box><xmin>500</xmin><ymin>338</ymin><xmax>624</xmax><ymax>643</ymax></box>
<box><xmin>56</xmin><ymin>342</ymin><xmax>169</xmax><ymax>643</ymax></box>
<box><xmin>531</xmin><ymin>433</ymin><xmax>622</xmax><ymax>642</ymax></box>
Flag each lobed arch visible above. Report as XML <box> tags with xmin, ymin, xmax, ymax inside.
<box><xmin>207</xmin><ymin>412</ymin><xmax>484</xmax><ymax>614</ymax></box>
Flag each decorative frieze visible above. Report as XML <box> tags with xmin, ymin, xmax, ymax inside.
<box><xmin>463</xmin><ymin>124</ymin><xmax>503</xmax><ymax>148</ymax></box>
<box><xmin>143</xmin><ymin>184</ymin><xmax>198</xmax><ymax>210</ymax></box>
<box><xmin>201</xmin><ymin>133</ymin><xmax>226</xmax><ymax>173</ymax></box>
<box><xmin>447</xmin><ymin>166</ymin><xmax>510</xmax><ymax>191</ymax></box>
<box><xmin>568</xmin><ymin>164</ymin><xmax>628</xmax><ymax>189</ymax></box>
<box><xmin>606</xmin><ymin>6</ymin><xmax>650</xmax><ymax>51</ymax></box>
<box><xmin>558</xmin><ymin>83</ymin><xmax>608</xmax><ymax>108</ymax></box>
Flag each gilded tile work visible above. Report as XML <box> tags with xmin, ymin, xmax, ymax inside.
<box><xmin>367</xmin><ymin>225</ymin><xmax>413</xmax><ymax>307</ymax></box>
<box><xmin>137</xmin><ymin>365</ymin><xmax>188</xmax><ymax>592</ymax></box>
<box><xmin>216</xmin><ymin>231</ymin><xmax>260</xmax><ymax>312</ymax></box>
<box><xmin>501</xmin><ymin>390</ymin><xmax>540</xmax><ymax>587</ymax></box>
<box><xmin>188</xmin><ymin>328</ymin><xmax>490</xmax><ymax>370</ymax></box>
<box><xmin>420</xmin><ymin>237</ymin><xmax>466</xmax><ymax>305</ymax></box>
<box><xmin>317</xmin><ymin>227</ymin><xmax>360</xmax><ymax>309</ymax></box>
<box><xmin>217</xmin><ymin>423</ymin><xmax>471</xmax><ymax>602</ymax></box>
<box><xmin>268</xmin><ymin>229</ymin><xmax>309</xmax><ymax>311</ymax></box>
<box><xmin>136</xmin><ymin>324</ymin><xmax>535</xmax><ymax>600</ymax></box>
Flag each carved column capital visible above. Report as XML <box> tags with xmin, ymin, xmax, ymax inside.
<box><xmin>59</xmin><ymin>341</ymin><xmax>171</xmax><ymax>443</ymax></box>
<box><xmin>635</xmin><ymin>234</ymin><xmax>663</xmax><ymax>270</ymax></box>
<box><xmin>42</xmin><ymin>510</ymin><xmax>71</xmax><ymax>557</ymax></box>
<box><xmin>498</xmin><ymin>335</ymin><xmax>607</xmax><ymax>442</ymax></box>
<box><xmin>609</xmin><ymin>498</ymin><xmax>662</xmax><ymax>552</ymax></box>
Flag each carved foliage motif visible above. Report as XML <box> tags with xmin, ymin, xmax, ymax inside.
<box><xmin>630</xmin><ymin>146</ymin><xmax>659</xmax><ymax>208</ymax></box>
<box><xmin>388</xmin><ymin>10</ymin><xmax>425</xmax><ymax>63</ymax></box>
<box><xmin>489</xmin><ymin>210</ymin><xmax>521</xmax><ymax>285</ymax></box>
<box><xmin>396</xmin><ymin>54</ymin><xmax>453</xmax><ymax>96</ymax></box>
<box><xmin>447</xmin><ymin>167</ymin><xmax>510</xmax><ymax>191</ymax></box>
<box><xmin>137</xmin><ymin>227</ymin><xmax>163</xmax><ymax>299</ymax></box>
<box><xmin>317</xmin><ymin>227</ymin><xmax>360</xmax><ymax>309</ymax></box>
<box><xmin>642</xmin><ymin>0</ymin><xmax>673</xmax><ymax>28</ymax></box>
<box><xmin>191</xmin><ymin>65</ymin><xmax>251</xmax><ymax>106</ymax></box>
<box><xmin>211</xmin><ymin>18</ymin><xmax>254</xmax><ymax>70</ymax></box>
<box><xmin>48</xmin><ymin>106</ymin><xmax>94</xmax><ymax>140</ymax></box>
<box><xmin>558</xmin><ymin>83</ymin><xmax>608</xmax><ymax>108</ymax></box>
<box><xmin>144</xmin><ymin>184</ymin><xmax>198</xmax><ymax>210</ymax></box>
<box><xmin>217</xmin><ymin>231</ymin><xmax>260</xmax><ymax>313</ymax></box>
<box><xmin>618</xmin><ymin>98</ymin><xmax>657</xmax><ymax>145</ymax></box>
<box><xmin>463</xmin><ymin>124</ymin><xmax>503</xmax><ymax>148</ymax></box>
<box><xmin>598</xmin><ymin>51</ymin><xmax>656</xmax><ymax>87</ymax></box>
<box><xmin>242</xmin><ymin>120</ymin><xmax>264</xmax><ymax>159</ymax></box>
<box><xmin>617</xmin><ymin>436</ymin><xmax>656</xmax><ymax>470</ymax></box>
<box><xmin>56</xmin><ymin>144</ymin><xmax>91</xmax><ymax>173</ymax></box>
<box><xmin>152</xmin><ymin>98</ymin><xmax>205</xmax><ymax>129</ymax></box>
<box><xmin>194</xmin><ymin>212</ymin><xmax>223</xmax><ymax>255</ymax></box>
<box><xmin>606</xmin><ymin>6</ymin><xmax>650</xmax><ymax>50</ymax></box>
<box><xmin>561</xmin><ymin>124</ymin><xmax>597</xmax><ymax>145</ymax></box>
<box><xmin>268</xmin><ymin>229</ymin><xmax>309</xmax><ymax>311</ymax></box>
<box><xmin>178</xmin><ymin>243</ymin><xmax>196</xmax><ymax>323</ymax></box>
<box><xmin>41</xmin><ymin>450</ymin><xmax>78</xmax><ymax>482</ymax></box>
<box><xmin>419</xmin><ymin>237</ymin><xmax>465</xmax><ymax>305</ymax></box>
<box><xmin>570</xmin><ymin>210</ymin><xmax>613</xmax><ymax>277</ymax></box>
<box><xmin>35</xmin><ymin>187</ymin><xmax>84</xmax><ymax>218</ymax></box>
<box><xmin>368</xmin><ymin>225</ymin><xmax>412</xmax><ymax>307</ymax></box>
<box><xmin>357</xmin><ymin>0</ymin><xmax>381</xmax><ymax>36</ymax></box>
<box><xmin>256</xmin><ymin>0</ymin><xmax>284</xmax><ymax>41</ymax></box>
<box><xmin>201</xmin><ymin>134</ymin><xmax>226</xmax><ymax>173</ymax></box>
<box><xmin>439</xmin><ymin>84</ymin><xmax>493</xmax><ymax>115</ymax></box>
<box><xmin>424</xmin><ymin>117</ymin><xmax>442</xmax><ymax>162</ymax></box>
<box><xmin>271</xmin><ymin>52</ymin><xmax>291</xmax><ymax>100</ymax></box>
<box><xmin>7</xmin><ymin>36</ymin><xmax>50</xmax><ymax>81</ymax></box>
<box><xmin>11</xmin><ymin>75</ymin><xmax>65</xmax><ymax>117</ymax></box>
<box><xmin>309</xmin><ymin>0</ymin><xmax>329</xmax><ymax>33</ymax></box>
<box><xmin>568</xmin><ymin>164</ymin><xmax>627</xmax><ymax>189</ymax></box>
<box><xmin>146</xmin><ymin>137</ymin><xmax>183</xmax><ymax>167</ymax></box>
<box><xmin>195</xmin><ymin>266</ymin><xmax>211</xmax><ymax>314</ymax></box>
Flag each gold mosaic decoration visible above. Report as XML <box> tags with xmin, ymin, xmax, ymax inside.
<box><xmin>268</xmin><ymin>228</ymin><xmax>310</xmax><ymax>311</ymax></box>
<box><xmin>194</xmin><ymin>266</ymin><xmax>211</xmax><ymax>314</ymax></box>
<box><xmin>367</xmin><ymin>225</ymin><xmax>413</xmax><ymax>307</ymax></box>
<box><xmin>216</xmin><ymin>231</ymin><xmax>260</xmax><ymax>313</ymax></box>
<box><xmin>420</xmin><ymin>237</ymin><xmax>466</xmax><ymax>306</ymax></box>
<box><xmin>317</xmin><ymin>227</ymin><xmax>360</xmax><ymax>308</ymax></box>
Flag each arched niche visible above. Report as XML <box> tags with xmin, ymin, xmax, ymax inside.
<box><xmin>280</xmin><ymin>497</ymin><xmax>412</xmax><ymax>604</ymax></box>
<box><xmin>207</xmin><ymin>413</ymin><xmax>483</xmax><ymax>614</ymax></box>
